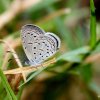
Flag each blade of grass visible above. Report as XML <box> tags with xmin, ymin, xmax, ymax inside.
<box><xmin>19</xmin><ymin>66</ymin><xmax>47</xmax><ymax>87</ymax></box>
<box><xmin>0</xmin><ymin>88</ymin><xmax>6</xmax><ymax>100</ymax></box>
<box><xmin>0</xmin><ymin>68</ymin><xmax>17</xmax><ymax>100</ymax></box>
<box><xmin>90</xmin><ymin>0</ymin><xmax>96</xmax><ymax>48</ymax></box>
<box><xmin>57</xmin><ymin>46</ymin><xmax>90</xmax><ymax>62</ymax></box>
<box><xmin>17</xmin><ymin>83</ymin><xmax>24</xmax><ymax>100</ymax></box>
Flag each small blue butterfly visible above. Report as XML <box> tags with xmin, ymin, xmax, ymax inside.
<box><xmin>21</xmin><ymin>24</ymin><xmax>61</xmax><ymax>66</ymax></box>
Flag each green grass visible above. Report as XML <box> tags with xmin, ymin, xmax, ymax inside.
<box><xmin>90</xmin><ymin>0</ymin><xmax>96</xmax><ymax>48</ymax></box>
<box><xmin>0</xmin><ymin>68</ymin><xmax>17</xmax><ymax>100</ymax></box>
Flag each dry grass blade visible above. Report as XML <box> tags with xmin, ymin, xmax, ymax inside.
<box><xmin>0</xmin><ymin>39</ymin><xmax>26</xmax><ymax>82</ymax></box>
<box><xmin>1</xmin><ymin>53</ymin><xmax>12</xmax><ymax>70</ymax></box>
<box><xmin>4</xmin><ymin>58</ymin><xmax>56</xmax><ymax>75</ymax></box>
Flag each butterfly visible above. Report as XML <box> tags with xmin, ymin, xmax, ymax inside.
<box><xmin>21</xmin><ymin>24</ymin><xmax>61</xmax><ymax>66</ymax></box>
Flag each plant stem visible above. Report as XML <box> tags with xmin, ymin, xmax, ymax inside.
<box><xmin>90</xmin><ymin>0</ymin><xmax>96</xmax><ymax>48</ymax></box>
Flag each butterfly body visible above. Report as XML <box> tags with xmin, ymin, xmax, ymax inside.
<box><xmin>21</xmin><ymin>24</ymin><xmax>61</xmax><ymax>66</ymax></box>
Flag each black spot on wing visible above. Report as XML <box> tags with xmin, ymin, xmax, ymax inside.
<box><xmin>34</xmin><ymin>47</ymin><xmax>36</xmax><ymax>49</ymax></box>
<box><xmin>28</xmin><ymin>43</ymin><xmax>33</xmax><ymax>44</ymax></box>
<box><xmin>40</xmin><ymin>53</ymin><xmax>41</xmax><ymax>55</ymax></box>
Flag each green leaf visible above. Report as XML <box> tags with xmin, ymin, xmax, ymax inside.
<box><xmin>58</xmin><ymin>46</ymin><xmax>90</xmax><ymax>62</ymax></box>
<box><xmin>80</xmin><ymin>64</ymin><xmax>92</xmax><ymax>83</ymax></box>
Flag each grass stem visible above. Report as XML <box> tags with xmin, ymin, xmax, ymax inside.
<box><xmin>90</xmin><ymin>0</ymin><xmax>96</xmax><ymax>48</ymax></box>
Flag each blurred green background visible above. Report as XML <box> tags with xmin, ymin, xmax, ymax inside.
<box><xmin>0</xmin><ymin>0</ymin><xmax>100</xmax><ymax>100</ymax></box>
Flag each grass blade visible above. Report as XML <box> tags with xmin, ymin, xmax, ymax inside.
<box><xmin>19</xmin><ymin>66</ymin><xmax>47</xmax><ymax>87</ymax></box>
<box><xmin>0</xmin><ymin>68</ymin><xmax>17</xmax><ymax>100</ymax></box>
<box><xmin>58</xmin><ymin>46</ymin><xmax>90</xmax><ymax>62</ymax></box>
<box><xmin>90</xmin><ymin>0</ymin><xmax>96</xmax><ymax>48</ymax></box>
